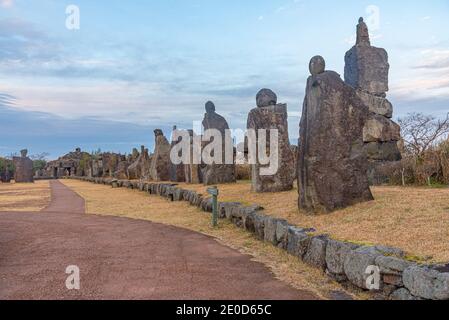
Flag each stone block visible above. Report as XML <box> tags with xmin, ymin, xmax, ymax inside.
<box><xmin>326</xmin><ymin>239</ymin><xmax>359</xmax><ymax>276</ymax></box>
<box><xmin>403</xmin><ymin>266</ymin><xmax>449</xmax><ymax>300</ymax></box>
<box><xmin>304</xmin><ymin>235</ymin><xmax>329</xmax><ymax>270</ymax></box>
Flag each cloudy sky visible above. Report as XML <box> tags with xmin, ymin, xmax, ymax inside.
<box><xmin>1</xmin><ymin>0</ymin><xmax>449</xmax><ymax>158</ymax></box>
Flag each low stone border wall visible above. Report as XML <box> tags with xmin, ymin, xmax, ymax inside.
<box><xmin>70</xmin><ymin>176</ymin><xmax>449</xmax><ymax>300</ymax></box>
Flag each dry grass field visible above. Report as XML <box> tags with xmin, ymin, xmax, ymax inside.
<box><xmin>0</xmin><ymin>181</ymin><xmax>51</xmax><ymax>212</ymax></box>
<box><xmin>177</xmin><ymin>181</ymin><xmax>449</xmax><ymax>263</ymax></box>
<box><xmin>61</xmin><ymin>179</ymin><xmax>360</xmax><ymax>300</ymax></box>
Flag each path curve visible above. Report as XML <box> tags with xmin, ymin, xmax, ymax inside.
<box><xmin>0</xmin><ymin>180</ymin><xmax>318</xmax><ymax>300</ymax></box>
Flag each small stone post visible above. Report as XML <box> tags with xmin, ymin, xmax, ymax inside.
<box><xmin>207</xmin><ymin>186</ymin><xmax>219</xmax><ymax>227</ymax></box>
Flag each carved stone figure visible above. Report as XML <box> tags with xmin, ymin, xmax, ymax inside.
<box><xmin>184</xmin><ymin>130</ymin><xmax>201</xmax><ymax>184</ymax></box>
<box><xmin>356</xmin><ymin>17</ymin><xmax>371</xmax><ymax>46</ymax></box>
<box><xmin>13</xmin><ymin>149</ymin><xmax>34</xmax><ymax>183</ymax></box>
<box><xmin>128</xmin><ymin>145</ymin><xmax>152</xmax><ymax>180</ymax></box>
<box><xmin>149</xmin><ymin>129</ymin><xmax>171</xmax><ymax>181</ymax></box>
<box><xmin>201</xmin><ymin>101</ymin><xmax>236</xmax><ymax>185</ymax></box>
<box><xmin>247</xmin><ymin>89</ymin><xmax>295</xmax><ymax>192</ymax></box>
<box><xmin>169</xmin><ymin>126</ymin><xmax>186</xmax><ymax>182</ymax></box>
<box><xmin>298</xmin><ymin>57</ymin><xmax>374</xmax><ymax>213</ymax></box>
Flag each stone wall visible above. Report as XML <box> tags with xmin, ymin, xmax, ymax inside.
<box><xmin>70</xmin><ymin>176</ymin><xmax>449</xmax><ymax>300</ymax></box>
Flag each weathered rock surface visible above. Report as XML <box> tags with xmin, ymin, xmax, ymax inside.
<box><xmin>256</xmin><ymin>88</ymin><xmax>278</xmax><ymax>108</ymax></box>
<box><xmin>363</xmin><ymin>115</ymin><xmax>401</xmax><ymax>143</ymax></box>
<box><xmin>356</xmin><ymin>90</ymin><xmax>393</xmax><ymax>118</ymax></box>
<box><xmin>344</xmin><ymin>18</ymin><xmax>389</xmax><ymax>95</ymax></box>
<box><xmin>285</xmin><ymin>227</ymin><xmax>311</xmax><ymax>258</ymax></box>
<box><xmin>344</xmin><ymin>18</ymin><xmax>401</xmax><ymax>167</ymax></box>
<box><xmin>326</xmin><ymin>240</ymin><xmax>359</xmax><ymax>277</ymax></box>
<box><xmin>365</xmin><ymin>141</ymin><xmax>402</xmax><ymax>162</ymax></box>
<box><xmin>345</xmin><ymin>45</ymin><xmax>389</xmax><ymax>96</ymax></box>
<box><xmin>149</xmin><ymin>129</ymin><xmax>171</xmax><ymax>181</ymax></box>
<box><xmin>114</xmin><ymin>155</ymin><xmax>130</xmax><ymax>179</ymax></box>
<box><xmin>298</xmin><ymin>62</ymin><xmax>373</xmax><ymax>213</ymax></box>
<box><xmin>304</xmin><ymin>235</ymin><xmax>328</xmax><ymax>270</ymax></box>
<box><xmin>201</xmin><ymin>101</ymin><xmax>235</xmax><ymax>185</ymax></box>
<box><xmin>169</xmin><ymin>126</ymin><xmax>186</xmax><ymax>183</ymax></box>
<box><xmin>275</xmin><ymin>219</ymin><xmax>290</xmax><ymax>245</ymax></box>
<box><xmin>13</xmin><ymin>149</ymin><xmax>34</xmax><ymax>183</ymax></box>
<box><xmin>309</xmin><ymin>55</ymin><xmax>326</xmax><ymax>76</ymax></box>
<box><xmin>128</xmin><ymin>146</ymin><xmax>152</xmax><ymax>180</ymax></box>
<box><xmin>375</xmin><ymin>255</ymin><xmax>413</xmax><ymax>275</ymax></box>
<box><xmin>403</xmin><ymin>266</ymin><xmax>449</xmax><ymax>300</ymax></box>
<box><xmin>390</xmin><ymin>288</ymin><xmax>420</xmax><ymax>300</ymax></box>
<box><xmin>184</xmin><ymin>130</ymin><xmax>201</xmax><ymax>184</ymax></box>
<box><xmin>247</xmin><ymin>89</ymin><xmax>295</xmax><ymax>193</ymax></box>
<box><xmin>343</xmin><ymin>246</ymin><xmax>384</xmax><ymax>289</ymax></box>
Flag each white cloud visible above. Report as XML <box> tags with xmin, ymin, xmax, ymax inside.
<box><xmin>0</xmin><ymin>0</ymin><xmax>13</xmax><ymax>8</ymax></box>
<box><xmin>275</xmin><ymin>6</ymin><xmax>285</xmax><ymax>14</ymax></box>
<box><xmin>414</xmin><ymin>49</ymin><xmax>449</xmax><ymax>69</ymax></box>
<box><xmin>391</xmin><ymin>49</ymin><xmax>449</xmax><ymax>102</ymax></box>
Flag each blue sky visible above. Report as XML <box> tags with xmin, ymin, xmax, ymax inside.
<box><xmin>1</xmin><ymin>0</ymin><xmax>449</xmax><ymax>158</ymax></box>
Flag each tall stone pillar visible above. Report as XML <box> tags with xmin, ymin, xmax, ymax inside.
<box><xmin>169</xmin><ymin>126</ymin><xmax>186</xmax><ymax>182</ymax></box>
<box><xmin>344</xmin><ymin>17</ymin><xmax>402</xmax><ymax>183</ymax></box>
<box><xmin>298</xmin><ymin>56</ymin><xmax>373</xmax><ymax>213</ymax></box>
<box><xmin>184</xmin><ymin>130</ymin><xmax>201</xmax><ymax>184</ymax></box>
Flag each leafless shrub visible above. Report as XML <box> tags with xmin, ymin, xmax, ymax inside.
<box><xmin>398</xmin><ymin>113</ymin><xmax>449</xmax><ymax>158</ymax></box>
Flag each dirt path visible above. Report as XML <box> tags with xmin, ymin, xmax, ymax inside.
<box><xmin>42</xmin><ymin>180</ymin><xmax>85</xmax><ymax>213</ymax></box>
<box><xmin>0</xmin><ymin>180</ymin><xmax>318</xmax><ymax>300</ymax></box>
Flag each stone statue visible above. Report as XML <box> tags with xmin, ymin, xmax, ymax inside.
<box><xmin>114</xmin><ymin>155</ymin><xmax>129</xmax><ymax>180</ymax></box>
<box><xmin>13</xmin><ymin>149</ymin><xmax>34</xmax><ymax>183</ymax></box>
<box><xmin>128</xmin><ymin>145</ymin><xmax>152</xmax><ymax>180</ymax></box>
<box><xmin>184</xmin><ymin>130</ymin><xmax>201</xmax><ymax>184</ymax></box>
<box><xmin>356</xmin><ymin>17</ymin><xmax>371</xmax><ymax>46</ymax></box>
<box><xmin>298</xmin><ymin>56</ymin><xmax>373</xmax><ymax>213</ymax></box>
<box><xmin>247</xmin><ymin>89</ymin><xmax>294</xmax><ymax>192</ymax></box>
<box><xmin>149</xmin><ymin>129</ymin><xmax>171</xmax><ymax>181</ymax></box>
<box><xmin>169</xmin><ymin>125</ymin><xmax>186</xmax><ymax>182</ymax></box>
<box><xmin>201</xmin><ymin>101</ymin><xmax>236</xmax><ymax>185</ymax></box>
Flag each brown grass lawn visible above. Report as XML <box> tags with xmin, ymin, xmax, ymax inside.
<box><xmin>176</xmin><ymin>181</ymin><xmax>449</xmax><ymax>263</ymax></box>
<box><xmin>0</xmin><ymin>180</ymin><xmax>50</xmax><ymax>212</ymax></box>
<box><xmin>61</xmin><ymin>179</ymin><xmax>361</xmax><ymax>300</ymax></box>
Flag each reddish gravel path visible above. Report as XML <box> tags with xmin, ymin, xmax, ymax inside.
<box><xmin>0</xmin><ymin>180</ymin><xmax>318</xmax><ymax>300</ymax></box>
<box><xmin>42</xmin><ymin>180</ymin><xmax>86</xmax><ymax>213</ymax></box>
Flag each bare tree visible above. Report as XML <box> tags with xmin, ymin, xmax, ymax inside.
<box><xmin>30</xmin><ymin>152</ymin><xmax>50</xmax><ymax>161</ymax></box>
<box><xmin>398</xmin><ymin>113</ymin><xmax>449</xmax><ymax>158</ymax></box>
